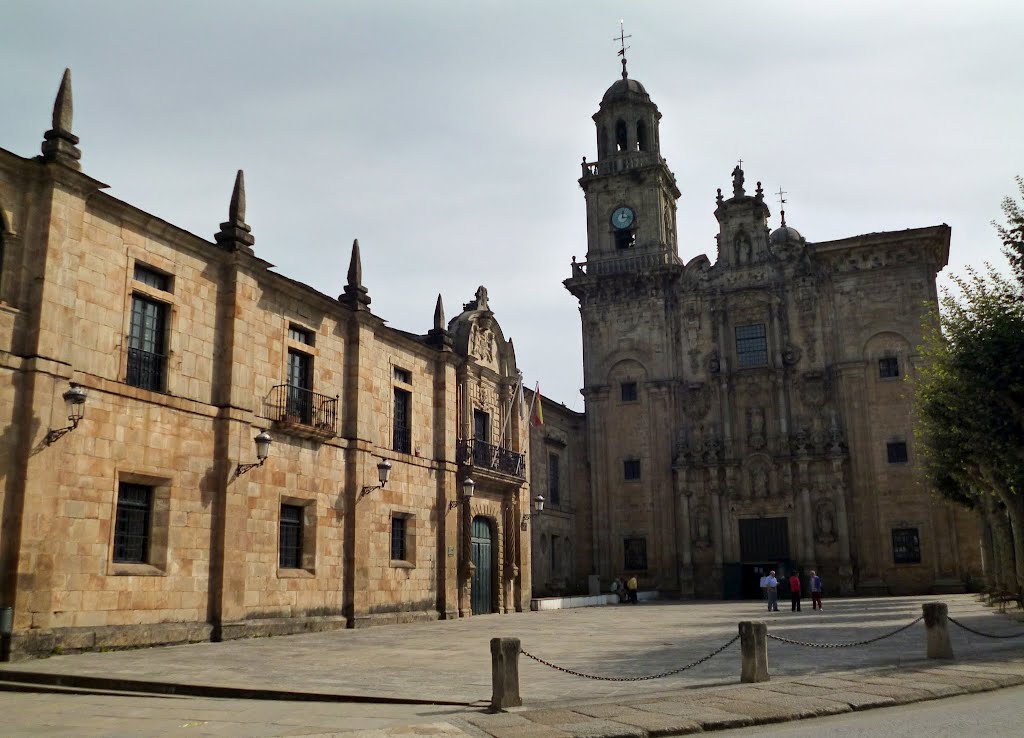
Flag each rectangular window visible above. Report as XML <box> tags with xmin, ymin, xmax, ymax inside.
<box><xmin>624</xmin><ymin>537</ymin><xmax>647</xmax><ymax>571</ymax></box>
<box><xmin>620</xmin><ymin>381</ymin><xmax>638</xmax><ymax>402</ymax></box>
<box><xmin>127</xmin><ymin>294</ymin><xmax>168</xmax><ymax>391</ymax></box>
<box><xmin>113</xmin><ymin>483</ymin><xmax>153</xmax><ymax>564</ymax></box>
<box><xmin>393</xmin><ymin>366</ymin><xmax>412</xmax><ymax>384</ymax></box>
<box><xmin>879</xmin><ymin>357</ymin><xmax>900</xmax><ymax>378</ymax></box>
<box><xmin>887</xmin><ymin>441</ymin><xmax>909</xmax><ymax>464</ymax></box>
<box><xmin>133</xmin><ymin>264</ymin><xmax>171</xmax><ymax>292</ymax></box>
<box><xmin>735</xmin><ymin>324</ymin><xmax>768</xmax><ymax>368</ymax></box>
<box><xmin>288</xmin><ymin>325</ymin><xmax>313</xmax><ymax>345</ymax></box>
<box><xmin>393</xmin><ymin>387</ymin><xmax>412</xmax><ymax>454</ymax></box>
<box><xmin>892</xmin><ymin>528</ymin><xmax>921</xmax><ymax>564</ymax></box>
<box><xmin>279</xmin><ymin>504</ymin><xmax>304</xmax><ymax>569</ymax></box>
<box><xmin>548</xmin><ymin>453</ymin><xmax>561</xmax><ymax>506</ymax></box>
<box><xmin>286</xmin><ymin>349</ymin><xmax>312</xmax><ymax>423</ymax></box>
<box><xmin>624</xmin><ymin>458</ymin><xmax>641</xmax><ymax>481</ymax></box>
<box><xmin>391</xmin><ymin>516</ymin><xmax>408</xmax><ymax>561</ymax></box>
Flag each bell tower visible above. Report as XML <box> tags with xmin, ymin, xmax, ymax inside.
<box><xmin>577</xmin><ymin>62</ymin><xmax>681</xmax><ymax>273</ymax></box>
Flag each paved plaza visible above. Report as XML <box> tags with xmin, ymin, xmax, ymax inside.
<box><xmin>2</xmin><ymin>594</ymin><xmax>1024</xmax><ymax>736</ymax></box>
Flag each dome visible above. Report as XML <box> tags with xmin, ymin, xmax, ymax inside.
<box><xmin>769</xmin><ymin>225</ymin><xmax>804</xmax><ymax>246</ymax></box>
<box><xmin>601</xmin><ymin>77</ymin><xmax>651</xmax><ymax>105</ymax></box>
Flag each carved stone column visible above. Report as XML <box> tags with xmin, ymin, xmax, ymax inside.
<box><xmin>710</xmin><ymin>480</ymin><xmax>723</xmax><ymax>594</ymax></box>
<box><xmin>675</xmin><ymin>471</ymin><xmax>695</xmax><ymax>597</ymax></box>
<box><xmin>831</xmin><ymin>461</ymin><xmax>854</xmax><ymax>594</ymax></box>
<box><xmin>800</xmin><ymin>485</ymin><xmax>816</xmax><ymax>566</ymax></box>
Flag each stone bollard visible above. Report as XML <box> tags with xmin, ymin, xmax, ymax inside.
<box><xmin>739</xmin><ymin>621</ymin><xmax>769</xmax><ymax>683</ymax></box>
<box><xmin>922</xmin><ymin>602</ymin><xmax>954</xmax><ymax>659</ymax></box>
<box><xmin>490</xmin><ymin>637</ymin><xmax>522</xmax><ymax>711</ymax></box>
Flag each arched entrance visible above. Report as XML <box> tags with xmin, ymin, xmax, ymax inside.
<box><xmin>471</xmin><ymin>516</ymin><xmax>496</xmax><ymax>615</ymax></box>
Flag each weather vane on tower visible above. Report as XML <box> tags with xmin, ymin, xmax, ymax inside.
<box><xmin>615</xmin><ymin>20</ymin><xmax>632</xmax><ymax>79</ymax></box>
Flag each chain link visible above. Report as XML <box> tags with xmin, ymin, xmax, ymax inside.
<box><xmin>520</xmin><ymin>634</ymin><xmax>740</xmax><ymax>682</ymax></box>
<box><xmin>948</xmin><ymin>615</ymin><xmax>1024</xmax><ymax>639</ymax></box>
<box><xmin>765</xmin><ymin>615</ymin><xmax>924</xmax><ymax>648</ymax></box>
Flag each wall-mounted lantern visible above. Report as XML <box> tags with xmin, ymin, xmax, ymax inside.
<box><xmin>359</xmin><ymin>458</ymin><xmax>393</xmax><ymax>498</ymax></box>
<box><xmin>236</xmin><ymin>430</ymin><xmax>272</xmax><ymax>476</ymax></box>
<box><xmin>44</xmin><ymin>382</ymin><xmax>88</xmax><ymax>445</ymax></box>
<box><xmin>447</xmin><ymin>476</ymin><xmax>476</xmax><ymax>511</ymax></box>
<box><xmin>521</xmin><ymin>494</ymin><xmax>545</xmax><ymax>530</ymax></box>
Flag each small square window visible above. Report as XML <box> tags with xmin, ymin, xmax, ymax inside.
<box><xmin>133</xmin><ymin>264</ymin><xmax>171</xmax><ymax>292</ymax></box>
<box><xmin>887</xmin><ymin>441</ymin><xmax>909</xmax><ymax>464</ymax></box>
<box><xmin>621</xmin><ymin>381</ymin><xmax>638</xmax><ymax>402</ymax></box>
<box><xmin>624</xmin><ymin>537</ymin><xmax>647</xmax><ymax>571</ymax></box>
<box><xmin>624</xmin><ymin>458</ymin><xmax>641</xmax><ymax>481</ymax></box>
<box><xmin>288</xmin><ymin>325</ymin><xmax>314</xmax><ymax>345</ymax></box>
<box><xmin>892</xmin><ymin>528</ymin><xmax>921</xmax><ymax>564</ymax></box>
<box><xmin>113</xmin><ymin>483</ymin><xmax>153</xmax><ymax>563</ymax></box>
<box><xmin>279</xmin><ymin>504</ymin><xmax>304</xmax><ymax>569</ymax></box>
<box><xmin>614</xmin><ymin>230</ymin><xmax>636</xmax><ymax>250</ymax></box>
<box><xmin>879</xmin><ymin>357</ymin><xmax>900</xmax><ymax>379</ymax></box>
<box><xmin>393</xmin><ymin>366</ymin><xmax>412</xmax><ymax>384</ymax></box>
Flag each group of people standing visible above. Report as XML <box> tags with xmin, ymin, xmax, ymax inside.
<box><xmin>759</xmin><ymin>570</ymin><xmax>823</xmax><ymax>612</ymax></box>
<box><xmin>611</xmin><ymin>575</ymin><xmax>639</xmax><ymax>604</ymax></box>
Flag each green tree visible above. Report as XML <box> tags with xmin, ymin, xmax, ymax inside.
<box><xmin>917</xmin><ymin>180</ymin><xmax>1024</xmax><ymax>593</ymax></box>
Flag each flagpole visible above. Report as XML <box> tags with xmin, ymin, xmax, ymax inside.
<box><xmin>498</xmin><ymin>372</ymin><xmax>522</xmax><ymax>449</ymax></box>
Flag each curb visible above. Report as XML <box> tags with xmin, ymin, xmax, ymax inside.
<box><xmin>0</xmin><ymin>669</ymin><xmax>478</xmax><ymax>707</ymax></box>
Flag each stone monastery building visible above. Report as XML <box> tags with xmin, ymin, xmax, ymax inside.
<box><xmin>0</xmin><ymin>71</ymin><xmax>534</xmax><ymax>658</ymax></box>
<box><xmin>528</xmin><ymin>63</ymin><xmax>982</xmax><ymax>601</ymax></box>
<box><xmin>0</xmin><ymin>64</ymin><xmax>984</xmax><ymax>658</ymax></box>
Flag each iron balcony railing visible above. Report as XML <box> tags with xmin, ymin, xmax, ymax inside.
<box><xmin>126</xmin><ymin>347</ymin><xmax>166</xmax><ymax>392</ymax></box>
<box><xmin>458</xmin><ymin>439</ymin><xmax>525</xmax><ymax>479</ymax></box>
<box><xmin>265</xmin><ymin>384</ymin><xmax>338</xmax><ymax>434</ymax></box>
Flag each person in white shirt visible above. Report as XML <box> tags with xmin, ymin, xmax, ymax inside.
<box><xmin>764</xmin><ymin>571</ymin><xmax>779</xmax><ymax>612</ymax></box>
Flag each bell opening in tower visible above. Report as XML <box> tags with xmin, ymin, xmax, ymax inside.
<box><xmin>615</xmin><ymin>229</ymin><xmax>636</xmax><ymax>250</ymax></box>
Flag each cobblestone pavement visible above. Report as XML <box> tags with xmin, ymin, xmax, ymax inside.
<box><xmin>2</xmin><ymin>594</ymin><xmax>1023</xmax><ymax>736</ymax></box>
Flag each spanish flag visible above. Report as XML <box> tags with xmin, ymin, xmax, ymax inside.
<box><xmin>530</xmin><ymin>382</ymin><xmax>544</xmax><ymax>427</ymax></box>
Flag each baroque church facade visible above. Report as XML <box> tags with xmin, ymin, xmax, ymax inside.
<box><xmin>530</xmin><ymin>67</ymin><xmax>982</xmax><ymax>599</ymax></box>
<box><xmin>0</xmin><ymin>72</ymin><xmax>534</xmax><ymax>658</ymax></box>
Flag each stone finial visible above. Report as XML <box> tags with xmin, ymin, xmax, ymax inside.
<box><xmin>214</xmin><ymin>170</ymin><xmax>255</xmax><ymax>253</ymax></box>
<box><xmin>433</xmin><ymin>293</ymin><xmax>445</xmax><ymax>330</ymax></box>
<box><xmin>339</xmin><ymin>238</ymin><xmax>371</xmax><ymax>310</ymax></box>
<box><xmin>755</xmin><ymin>181</ymin><xmax>764</xmax><ymax>201</ymax></box>
<box><xmin>41</xmin><ymin>68</ymin><xmax>82</xmax><ymax>170</ymax></box>
<box><xmin>426</xmin><ymin>293</ymin><xmax>452</xmax><ymax>351</ymax></box>
<box><xmin>716</xmin><ymin>188</ymin><xmax>724</xmax><ymax>206</ymax></box>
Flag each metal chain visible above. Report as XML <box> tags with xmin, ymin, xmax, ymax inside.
<box><xmin>948</xmin><ymin>615</ymin><xmax>1024</xmax><ymax>639</ymax></box>
<box><xmin>766</xmin><ymin>615</ymin><xmax>924</xmax><ymax>648</ymax></box>
<box><xmin>519</xmin><ymin>634</ymin><xmax>740</xmax><ymax>682</ymax></box>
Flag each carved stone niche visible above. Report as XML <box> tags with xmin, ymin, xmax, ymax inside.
<box><xmin>692</xmin><ymin>506</ymin><xmax>713</xmax><ymax>549</ymax></box>
<box><xmin>747</xmin><ymin>406</ymin><xmax>766</xmax><ymax>450</ymax></box>
<box><xmin>814</xmin><ymin>498</ymin><xmax>838</xmax><ymax>545</ymax></box>
<box><xmin>798</xmin><ymin>371</ymin><xmax>828</xmax><ymax>409</ymax></box>
<box><xmin>748</xmin><ymin>466</ymin><xmax>770</xmax><ymax>498</ymax></box>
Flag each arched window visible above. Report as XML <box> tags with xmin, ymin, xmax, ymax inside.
<box><xmin>615</xmin><ymin>119</ymin><xmax>628</xmax><ymax>152</ymax></box>
<box><xmin>597</xmin><ymin>126</ymin><xmax>609</xmax><ymax>159</ymax></box>
<box><xmin>636</xmin><ymin>120</ymin><xmax>648</xmax><ymax>152</ymax></box>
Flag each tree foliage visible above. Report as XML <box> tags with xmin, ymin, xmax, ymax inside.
<box><xmin>916</xmin><ymin>178</ymin><xmax>1024</xmax><ymax>589</ymax></box>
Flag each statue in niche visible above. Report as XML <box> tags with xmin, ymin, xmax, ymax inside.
<box><xmin>693</xmin><ymin>508</ymin><xmax>712</xmax><ymax>548</ymax></box>
<box><xmin>748</xmin><ymin>406</ymin><xmax>766</xmax><ymax>450</ymax></box>
<box><xmin>751</xmin><ymin>468</ymin><xmax>768</xmax><ymax>498</ymax></box>
<box><xmin>815</xmin><ymin>500</ymin><xmax>837</xmax><ymax>544</ymax></box>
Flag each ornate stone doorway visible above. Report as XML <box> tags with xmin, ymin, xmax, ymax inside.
<box><xmin>738</xmin><ymin>517</ymin><xmax>791</xmax><ymax>599</ymax></box>
<box><xmin>471</xmin><ymin>517</ymin><xmax>496</xmax><ymax>615</ymax></box>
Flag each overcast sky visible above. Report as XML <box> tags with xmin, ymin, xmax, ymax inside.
<box><xmin>2</xmin><ymin>1</ymin><xmax>1021</xmax><ymax>410</ymax></box>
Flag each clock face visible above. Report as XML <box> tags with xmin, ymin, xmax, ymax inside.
<box><xmin>611</xmin><ymin>206</ymin><xmax>635</xmax><ymax>230</ymax></box>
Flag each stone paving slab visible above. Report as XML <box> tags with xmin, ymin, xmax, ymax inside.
<box><xmin>2</xmin><ymin>594</ymin><xmax>1024</xmax><ymax>737</ymax></box>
